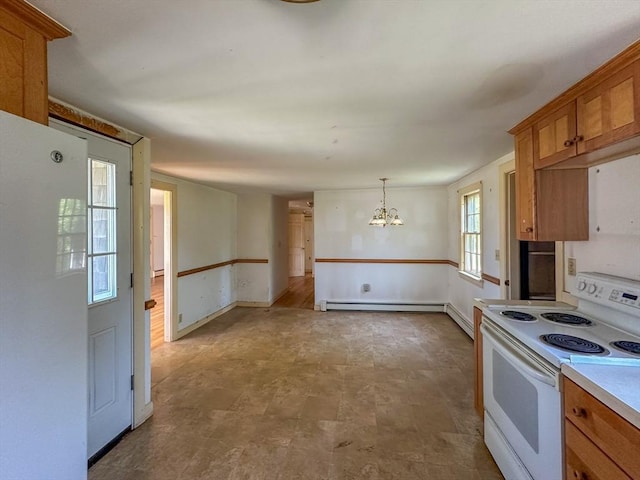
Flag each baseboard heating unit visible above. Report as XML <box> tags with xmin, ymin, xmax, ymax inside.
<box><xmin>320</xmin><ymin>301</ymin><xmax>445</xmax><ymax>313</ymax></box>
<box><xmin>318</xmin><ymin>301</ymin><xmax>474</xmax><ymax>340</ymax></box>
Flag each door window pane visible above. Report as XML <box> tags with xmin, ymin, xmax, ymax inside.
<box><xmin>88</xmin><ymin>159</ymin><xmax>117</xmax><ymax>304</ymax></box>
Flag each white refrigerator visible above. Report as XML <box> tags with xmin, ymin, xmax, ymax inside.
<box><xmin>0</xmin><ymin>110</ymin><xmax>88</xmax><ymax>480</ymax></box>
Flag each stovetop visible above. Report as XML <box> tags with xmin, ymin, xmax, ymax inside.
<box><xmin>482</xmin><ymin>272</ymin><xmax>640</xmax><ymax>369</ymax></box>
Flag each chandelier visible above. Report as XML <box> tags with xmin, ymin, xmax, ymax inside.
<box><xmin>368</xmin><ymin>178</ymin><xmax>404</xmax><ymax>227</ymax></box>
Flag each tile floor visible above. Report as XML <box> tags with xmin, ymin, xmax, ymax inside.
<box><xmin>89</xmin><ymin>308</ymin><xmax>503</xmax><ymax>480</ymax></box>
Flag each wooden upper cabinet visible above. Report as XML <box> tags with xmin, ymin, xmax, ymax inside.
<box><xmin>577</xmin><ymin>61</ymin><xmax>640</xmax><ymax>154</ymax></box>
<box><xmin>511</xmin><ymin>41</ymin><xmax>640</xmax><ymax>241</ymax></box>
<box><xmin>533</xmin><ymin>102</ymin><xmax>578</xmax><ymax>169</ymax></box>
<box><xmin>515</xmin><ymin>128</ymin><xmax>536</xmax><ymax>240</ymax></box>
<box><xmin>0</xmin><ymin>1</ymin><xmax>70</xmax><ymax>125</ymax></box>
<box><xmin>515</xmin><ymin>126</ymin><xmax>588</xmax><ymax>241</ymax></box>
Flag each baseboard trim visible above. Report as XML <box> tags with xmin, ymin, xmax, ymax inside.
<box><xmin>236</xmin><ymin>300</ymin><xmax>272</xmax><ymax>307</ymax></box>
<box><xmin>444</xmin><ymin>303</ymin><xmax>473</xmax><ymax>339</ymax></box>
<box><xmin>175</xmin><ymin>302</ymin><xmax>237</xmax><ymax>340</ymax></box>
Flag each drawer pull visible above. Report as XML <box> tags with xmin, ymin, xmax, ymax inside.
<box><xmin>573</xmin><ymin>470</ymin><xmax>588</xmax><ymax>480</ymax></box>
<box><xmin>572</xmin><ymin>406</ymin><xmax>587</xmax><ymax>418</ymax></box>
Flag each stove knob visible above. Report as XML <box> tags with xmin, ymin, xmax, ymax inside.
<box><xmin>587</xmin><ymin>283</ymin><xmax>597</xmax><ymax>294</ymax></box>
<box><xmin>577</xmin><ymin>280</ymin><xmax>587</xmax><ymax>291</ymax></box>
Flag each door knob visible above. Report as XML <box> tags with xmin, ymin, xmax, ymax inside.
<box><xmin>144</xmin><ymin>299</ymin><xmax>157</xmax><ymax>310</ymax></box>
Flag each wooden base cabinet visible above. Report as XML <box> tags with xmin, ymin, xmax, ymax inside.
<box><xmin>563</xmin><ymin>378</ymin><xmax>640</xmax><ymax>480</ymax></box>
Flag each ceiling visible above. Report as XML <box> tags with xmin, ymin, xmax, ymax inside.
<box><xmin>32</xmin><ymin>0</ymin><xmax>640</xmax><ymax>200</ymax></box>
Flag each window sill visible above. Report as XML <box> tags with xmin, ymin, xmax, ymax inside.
<box><xmin>458</xmin><ymin>270</ymin><xmax>484</xmax><ymax>288</ymax></box>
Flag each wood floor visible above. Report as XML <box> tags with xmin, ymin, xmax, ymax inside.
<box><xmin>151</xmin><ymin>272</ymin><xmax>314</xmax><ymax>351</ymax></box>
<box><xmin>274</xmin><ymin>273</ymin><xmax>314</xmax><ymax>309</ymax></box>
<box><xmin>150</xmin><ymin>276</ymin><xmax>165</xmax><ymax>350</ymax></box>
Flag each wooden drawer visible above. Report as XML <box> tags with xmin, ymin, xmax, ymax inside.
<box><xmin>564</xmin><ymin>378</ymin><xmax>640</xmax><ymax>479</ymax></box>
<box><xmin>565</xmin><ymin>421</ymin><xmax>631</xmax><ymax>480</ymax></box>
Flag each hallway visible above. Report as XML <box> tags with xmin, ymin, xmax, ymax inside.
<box><xmin>274</xmin><ymin>274</ymin><xmax>314</xmax><ymax>310</ymax></box>
<box><xmin>150</xmin><ymin>276</ymin><xmax>165</xmax><ymax>350</ymax></box>
<box><xmin>90</xmin><ymin>308</ymin><xmax>502</xmax><ymax>480</ymax></box>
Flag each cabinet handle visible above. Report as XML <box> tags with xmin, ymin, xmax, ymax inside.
<box><xmin>525</xmin><ymin>227</ymin><xmax>533</xmax><ymax>232</ymax></box>
<box><xmin>573</xmin><ymin>470</ymin><xmax>588</xmax><ymax>480</ymax></box>
<box><xmin>573</xmin><ymin>135</ymin><xmax>584</xmax><ymax>143</ymax></box>
<box><xmin>572</xmin><ymin>406</ymin><xmax>587</xmax><ymax>418</ymax></box>
<box><xmin>563</xmin><ymin>139</ymin><xmax>574</xmax><ymax>147</ymax></box>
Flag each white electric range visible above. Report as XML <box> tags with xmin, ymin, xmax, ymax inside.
<box><xmin>480</xmin><ymin>272</ymin><xmax>640</xmax><ymax>480</ymax></box>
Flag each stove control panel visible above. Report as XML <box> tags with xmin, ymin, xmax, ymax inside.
<box><xmin>609</xmin><ymin>289</ymin><xmax>640</xmax><ymax>308</ymax></box>
<box><xmin>575</xmin><ymin>273</ymin><xmax>640</xmax><ymax>314</ymax></box>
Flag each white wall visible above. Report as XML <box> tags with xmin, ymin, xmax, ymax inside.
<box><xmin>151</xmin><ymin>204</ymin><xmax>164</xmax><ymax>273</ymax></box>
<box><xmin>270</xmin><ymin>196</ymin><xmax>289</xmax><ymax>302</ymax></box>
<box><xmin>446</xmin><ymin>153</ymin><xmax>513</xmax><ymax>323</ymax></box>
<box><xmin>237</xmin><ymin>194</ymin><xmax>271</xmax><ymax>303</ymax></box>
<box><xmin>563</xmin><ymin>153</ymin><xmax>640</xmax><ymax>290</ymax></box>
<box><xmin>236</xmin><ymin>193</ymin><xmax>289</xmax><ymax>304</ymax></box>
<box><xmin>152</xmin><ymin>172</ymin><xmax>237</xmax><ymax>331</ymax></box>
<box><xmin>314</xmin><ymin>186</ymin><xmax>449</xmax><ymax>304</ymax></box>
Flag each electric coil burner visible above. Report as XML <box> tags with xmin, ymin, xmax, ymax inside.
<box><xmin>611</xmin><ymin>340</ymin><xmax>640</xmax><ymax>356</ymax></box>
<box><xmin>541</xmin><ymin>312</ymin><xmax>593</xmax><ymax>326</ymax></box>
<box><xmin>500</xmin><ymin>310</ymin><xmax>536</xmax><ymax>322</ymax></box>
<box><xmin>540</xmin><ymin>333</ymin><xmax>608</xmax><ymax>355</ymax></box>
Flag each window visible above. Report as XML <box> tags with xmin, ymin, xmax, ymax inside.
<box><xmin>459</xmin><ymin>182</ymin><xmax>482</xmax><ymax>283</ymax></box>
<box><xmin>88</xmin><ymin>158</ymin><xmax>117</xmax><ymax>304</ymax></box>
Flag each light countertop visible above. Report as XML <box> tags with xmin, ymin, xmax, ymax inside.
<box><xmin>561</xmin><ymin>362</ymin><xmax>640</xmax><ymax>429</ymax></box>
<box><xmin>473</xmin><ymin>298</ymin><xmax>574</xmax><ymax>309</ymax></box>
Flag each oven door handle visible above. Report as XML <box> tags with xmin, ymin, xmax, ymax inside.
<box><xmin>481</xmin><ymin>322</ymin><xmax>557</xmax><ymax>388</ymax></box>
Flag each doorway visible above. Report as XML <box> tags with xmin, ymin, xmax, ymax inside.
<box><xmin>502</xmin><ymin>163</ymin><xmax>555</xmax><ymax>301</ymax></box>
<box><xmin>278</xmin><ymin>204</ymin><xmax>314</xmax><ymax>309</ymax></box>
<box><xmin>50</xmin><ymin>119</ymin><xmax>133</xmax><ymax>460</ymax></box>
<box><xmin>150</xmin><ymin>188</ymin><xmax>166</xmax><ymax>349</ymax></box>
<box><xmin>149</xmin><ymin>180</ymin><xmax>176</xmax><ymax>348</ymax></box>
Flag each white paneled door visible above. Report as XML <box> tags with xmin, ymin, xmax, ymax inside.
<box><xmin>52</xmin><ymin>121</ymin><xmax>133</xmax><ymax>459</ymax></box>
<box><xmin>289</xmin><ymin>213</ymin><xmax>305</xmax><ymax>277</ymax></box>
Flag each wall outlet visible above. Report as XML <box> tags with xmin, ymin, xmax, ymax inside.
<box><xmin>567</xmin><ymin>258</ymin><xmax>576</xmax><ymax>276</ymax></box>
<box><xmin>178</xmin><ymin>313</ymin><xmax>183</xmax><ymax>324</ymax></box>
<box><xmin>362</xmin><ymin>283</ymin><xmax>371</xmax><ymax>293</ymax></box>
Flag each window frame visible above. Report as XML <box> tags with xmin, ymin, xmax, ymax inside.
<box><xmin>458</xmin><ymin>181</ymin><xmax>483</xmax><ymax>287</ymax></box>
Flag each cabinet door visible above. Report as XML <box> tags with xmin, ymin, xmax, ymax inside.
<box><xmin>565</xmin><ymin>421</ymin><xmax>632</xmax><ymax>480</ymax></box>
<box><xmin>533</xmin><ymin>102</ymin><xmax>577</xmax><ymax>168</ymax></box>
<box><xmin>0</xmin><ymin>8</ymin><xmax>48</xmax><ymax>125</ymax></box>
<box><xmin>515</xmin><ymin>128</ymin><xmax>536</xmax><ymax>240</ymax></box>
<box><xmin>576</xmin><ymin>61</ymin><xmax>640</xmax><ymax>154</ymax></box>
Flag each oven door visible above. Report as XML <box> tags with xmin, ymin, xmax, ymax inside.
<box><xmin>481</xmin><ymin>318</ymin><xmax>562</xmax><ymax>480</ymax></box>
